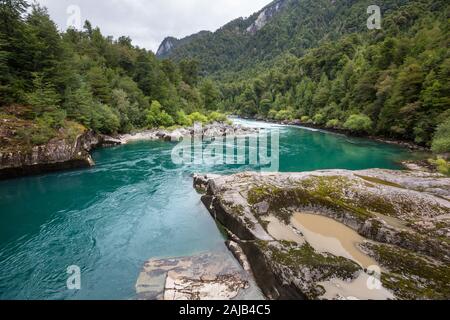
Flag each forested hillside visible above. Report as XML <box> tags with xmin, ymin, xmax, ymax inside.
<box><xmin>0</xmin><ymin>0</ymin><xmax>226</xmax><ymax>150</ymax></box>
<box><xmin>160</xmin><ymin>0</ymin><xmax>449</xmax><ymax>150</ymax></box>
<box><xmin>1</xmin><ymin>0</ymin><xmax>449</xmax><ymax>153</ymax></box>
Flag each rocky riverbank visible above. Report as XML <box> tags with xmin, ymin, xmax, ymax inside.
<box><xmin>118</xmin><ymin>122</ymin><xmax>259</xmax><ymax>144</ymax></box>
<box><xmin>0</xmin><ymin>122</ymin><xmax>256</xmax><ymax>180</ymax></box>
<box><xmin>0</xmin><ymin>129</ymin><xmax>101</xmax><ymax>180</ymax></box>
<box><xmin>194</xmin><ymin>169</ymin><xmax>450</xmax><ymax>300</ymax></box>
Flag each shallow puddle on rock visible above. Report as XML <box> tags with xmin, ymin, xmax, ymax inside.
<box><xmin>291</xmin><ymin>213</ymin><xmax>377</xmax><ymax>268</ymax></box>
<box><xmin>264</xmin><ymin>216</ymin><xmax>305</xmax><ymax>244</ymax></box>
<box><xmin>319</xmin><ymin>272</ymin><xmax>395</xmax><ymax>300</ymax></box>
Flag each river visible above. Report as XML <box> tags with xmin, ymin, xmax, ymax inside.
<box><xmin>0</xmin><ymin>119</ymin><xmax>417</xmax><ymax>300</ymax></box>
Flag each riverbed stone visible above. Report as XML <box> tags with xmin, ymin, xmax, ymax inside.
<box><xmin>135</xmin><ymin>253</ymin><xmax>251</xmax><ymax>300</ymax></box>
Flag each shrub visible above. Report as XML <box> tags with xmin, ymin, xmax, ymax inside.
<box><xmin>429</xmin><ymin>157</ymin><xmax>450</xmax><ymax>176</ymax></box>
<box><xmin>146</xmin><ymin>100</ymin><xmax>174</xmax><ymax>128</ymax></box>
<box><xmin>344</xmin><ymin>114</ymin><xmax>373</xmax><ymax>133</ymax></box>
<box><xmin>30</xmin><ymin>126</ymin><xmax>55</xmax><ymax>145</ymax></box>
<box><xmin>267</xmin><ymin>109</ymin><xmax>278</xmax><ymax>120</ymax></box>
<box><xmin>175</xmin><ymin>110</ymin><xmax>193</xmax><ymax>127</ymax></box>
<box><xmin>17</xmin><ymin>118</ymin><xmax>57</xmax><ymax>146</ymax></box>
<box><xmin>26</xmin><ymin>73</ymin><xmax>61</xmax><ymax>118</ymax></box>
<box><xmin>313</xmin><ymin>113</ymin><xmax>326</xmax><ymax>125</ymax></box>
<box><xmin>275</xmin><ymin>109</ymin><xmax>295</xmax><ymax>121</ymax></box>
<box><xmin>159</xmin><ymin>111</ymin><xmax>175</xmax><ymax>127</ymax></box>
<box><xmin>326</xmin><ymin>119</ymin><xmax>340</xmax><ymax>128</ymax></box>
<box><xmin>432</xmin><ymin>118</ymin><xmax>450</xmax><ymax>154</ymax></box>
<box><xmin>301</xmin><ymin>116</ymin><xmax>310</xmax><ymax>123</ymax></box>
<box><xmin>41</xmin><ymin>110</ymin><xmax>67</xmax><ymax>129</ymax></box>
<box><xmin>208</xmin><ymin>111</ymin><xmax>228</xmax><ymax>123</ymax></box>
<box><xmin>92</xmin><ymin>103</ymin><xmax>120</xmax><ymax>134</ymax></box>
<box><xmin>188</xmin><ymin>112</ymin><xmax>209</xmax><ymax>124</ymax></box>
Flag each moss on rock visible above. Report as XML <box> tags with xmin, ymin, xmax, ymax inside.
<box><xmin>255</xmin><ymin>240</ymin><xmax>361</xmax><ymax>299</ymax></box>
<box><xmin>365</xmin><ymin>243</ymin><xmax>450</xmax><ymax>300</ymax></box>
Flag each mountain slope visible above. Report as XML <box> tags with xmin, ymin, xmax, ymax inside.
<box><xmin>156</xmin><ymin>0</ymin><xmax>289</xmax><ymax>74</ymax></box>
<box><xmin>157</xmin><ymin>0</ymin><xmax>439</xmax><ymax>76</ymax></box>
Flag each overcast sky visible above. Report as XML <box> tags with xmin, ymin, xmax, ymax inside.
<box><xmin>36</xmin><ymin>0</ymin><xmax>271</xmax><ymax>52</ymax></box>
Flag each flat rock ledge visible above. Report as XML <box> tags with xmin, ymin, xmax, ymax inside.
<box><xmin>194</xmin><ymin>170</ymin><xmax>450</xmax><ymax>300</ymax></box>
<box><xmin>0</xmin><ymin>130</ymin><xmax>120</xmax><ymax>180</ymax></box>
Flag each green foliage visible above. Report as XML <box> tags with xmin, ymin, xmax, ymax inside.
<box><xmin>87</xmin><ymin>66</ymin><xmax>111</xmax><ymax>104</ymax></box>
<box><xmin>432</xmin><ymin>118</ymin><xmax>450</xmax><ymax>154</ymax></box>
<box><xmin>301</xmin><ymin>116</ymin><xmax>310</xmax><ymax>123</ymax></box>
<box><xmin>0</xmin><ymin>0</ymin><xmax>213</xmax><ymax>138</ymax></box>
<box><xmin>63</xmin><ymin>82</ymin><xmax>95</xmax><ymax>127</ymax></box>
<box><xmin>326</xmin><ymin>119</ymin><xmax>341</xmax><ymax>129</ymax></box>
<box><xmin>344</xmin><ymin>114</ymin><xmax>373</xmax><ymax>133</ymax></box>
<box><xmin>175</xmin><ymin>110</ymin><xmax>192</xmax><ymax>126</ymax></box>
<box><xmin>275</xmin><ymin>109</ymin><xmax>295</xmax><ymax>121</ymax></box>
<box><xmin>167</xmin><ymin>0</ymin><xmax>448</xmax><ymax>147</ymax></box>
<box><xmin>26</xmin><ymin>73</ymin><xmax>60</xmax><ymax>118</ymax></box>
<box><xmin>1</xmin><ymin>0</ymin><xmax>449</xmax><ymax>150</ymax></box>
<box><xmin>199</xmin><ymin>79</ymin><xmax>221</xmax><ymax>110</ymax></box>
<box><xmin>208</xmin><ymin>111</ymin><xmax>227</xmax><ymax>123</ymax></box>
<box><xmin>179</xmin><ymin>59</ymin><xmax>199</xmax><ymax>86</ymax></box>
<box><xmin>188</xmin><ymin>112</ymin><xmax>209</xmax><ymax>124</ymax></box>
<box><xmin>91</xmin><ymin>103</ymin><xmax>120</xmax><ymax>134</ymax></box>
<box><xmin>145</xmin><ymin>100</ymin><xmax>175</xmax><ymax>128</ymax></box>
<box><xmin>16</xmin><ymin>116</ymin><xmax>57</xmax><ymax>146</ymax></box>
<box><xmin>428</xmin><ymin>158</ymin><xmax>450</xmax><ymax>176</ymax></box>
<box><xmin>267</xmin><ymin>109</ymin><xmax>278</xmax><ymax>120</ymax></box>
<box><xmin>159</xmin><ymin>111</ymin><xmax>175</xmax><ymax>127</ymax></box>
<box><xmin>313</xmin><ymin>113</ymin><xmax>326</xmax><ymax>125</ymax></box>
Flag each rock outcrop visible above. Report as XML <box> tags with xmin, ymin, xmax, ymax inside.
<box><xmin>194</xmin><ymin>170</ymin><xmax>450</xmax><ymax>300</ymax></box>
<box><xmin>0</xmin><ymin>130</ymin><xmax>119</xmax><ymax>180</ymax></box>
<box><xmin>246</xmin><ymin>0</ymin><xmax>287</xmax><ymax>35</ymax></box>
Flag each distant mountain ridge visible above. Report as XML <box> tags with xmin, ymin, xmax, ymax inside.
<box><xmin>156</xmin><ymin>31</ymin><xmax>211</xmax><ymax>58</ymax></box>
<box><xmin>156</xmin><ymin>0</ymin><xmax>289</xmax><ymax>71</ymax></box>
<box><xmin>156</xmin><ymin>0</ymin><xmax>448</xmax><ymax>78</ymax></box>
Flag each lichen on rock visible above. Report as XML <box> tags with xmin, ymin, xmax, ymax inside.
<box><xmin>195</xmin><ymin>169</ymin><xmax>450</xmax><ymax>300</ymax></box>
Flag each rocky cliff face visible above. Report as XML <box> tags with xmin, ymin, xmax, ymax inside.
<box><xmin>156</xmin><ymin>37</ymin><xmax>177</xmax><ymax>57</ymax></box>
<box><xmin>194</xmin><ymin>170</ymin><xmax>450</xmax><ymax>300</ymax></box>
<box><xmin>0</xmin><ymin>130</ymin><xmax>110</xmax><ymax>180</ymax></box>
<box><xmin>246</xmin><ymin>0</ymin><xmax>287</xmax><ymax>35</ymax></box>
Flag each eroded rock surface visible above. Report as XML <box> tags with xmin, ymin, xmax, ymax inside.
<box><xmin>194</xmin><ymin>170</ymin><xmax>450</xmax><ymax>300</ymax></box>
<box><xmin>135</xmin><ymin>252</ymin><xmax>259</xmax><ymax>300</ymax></box>
<box><xmin>0</xmin><ymin>130</ymin><xmax>118</xmax><ymax>179</ymax></box>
